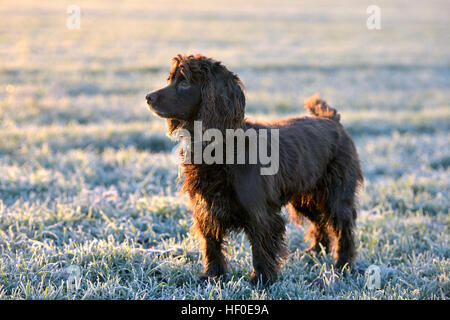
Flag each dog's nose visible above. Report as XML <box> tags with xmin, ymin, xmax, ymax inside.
<box><xmin>146</xmin><ymin>92</ymin><xmax>157</xmax><ymax>104</ymax></box>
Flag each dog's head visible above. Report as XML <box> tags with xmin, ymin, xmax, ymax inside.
<box><xmin>146</xmin><ymin>54</ymin><xmax>245</xmax><ymax>135</ymax></box>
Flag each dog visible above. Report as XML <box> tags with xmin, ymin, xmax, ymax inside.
<box><xmin>146</xmin><ymin>54</ymin><xmax>363</xmax><ymax>285</ymax></box>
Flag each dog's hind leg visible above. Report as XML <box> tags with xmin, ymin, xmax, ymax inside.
<box><xmin>326</xmin><ymin>184</ymin><xmax>358</xmax><ymax>270</ymax></box>
<box><xmin>289</xmin><ymin>199</ymin><xmax>332</xmax><ymax>254</ymax></box>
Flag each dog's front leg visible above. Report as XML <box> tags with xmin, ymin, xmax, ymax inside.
<box><xmin>197</xmin><ymin>234</ymin><xmax>227</xmax><ymax>279</ymax></box>
<box><xmin>191</xmin><ymin>215</ymin><xmax>228</xmax><ymax>280</ymax></box>
<box><xmin>245</xmin><ymin>213</ymin><xmax>288</xmax><ymax>286</ymax></box>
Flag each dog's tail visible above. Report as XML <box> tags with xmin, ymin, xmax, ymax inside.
<box><xmin>304</xmin><ymin>93</ymin><xmax>340</xmax><ymax>123</ymax></box>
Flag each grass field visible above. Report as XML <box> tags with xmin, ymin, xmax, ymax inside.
<box><xmin>0</xmin><ymin>0</ymin><xmax>448</xmax><ymax>299</ymax></box>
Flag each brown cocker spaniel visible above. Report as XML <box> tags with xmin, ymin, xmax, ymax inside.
<box><xmin>146</xmin><ymin>54</ymin><xmax>363</xmax><ymax>285</ymax></box>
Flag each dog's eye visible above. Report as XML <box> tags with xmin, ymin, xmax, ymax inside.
<box><xmin>179</xmin><ymin>80</ymin><xmax>190</xmax><ymax>88</ymax></box>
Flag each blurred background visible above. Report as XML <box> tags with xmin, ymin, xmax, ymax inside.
<box><xmin>0</xmin><ymin>0</ymin><xmax>448</xmax><ymax>299</ymax></box>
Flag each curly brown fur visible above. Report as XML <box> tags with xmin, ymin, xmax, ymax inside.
<box><xmin>146</xmin><ymin>54</ymin><xmax>364</xmax><ymax>285</ymax></box>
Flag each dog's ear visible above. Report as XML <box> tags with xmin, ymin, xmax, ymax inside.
<box><xmin>197</xmin><ymin>61</ymin><xmax>245</xmax><ymax>134</ymax></box>
<box><xmin>166</xmin><ymin>119</ymin><xmax>183</xmax><ymax>136</ymax></box>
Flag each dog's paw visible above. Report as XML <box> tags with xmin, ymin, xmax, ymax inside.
<box><xmin>249</xmin><ymin>271</ymin><xmax>276</xmax><ymax>287</ymax></box>
<box><xmin>197</xmin><ymin>272</ymin><xmax>222</xmax><ymax>281</ymax></box>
